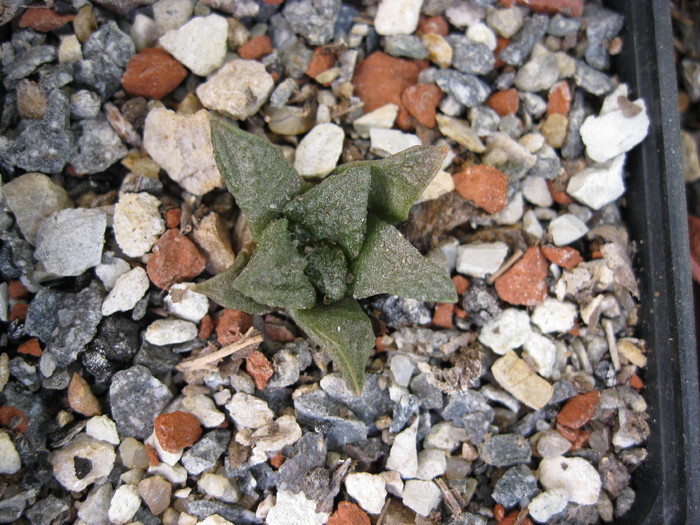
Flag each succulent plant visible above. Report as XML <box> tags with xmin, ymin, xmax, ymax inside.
<box><xmin>196</xmin><ymin>115</ymin><xmax>458</xmax><ymax>393</ymax></box>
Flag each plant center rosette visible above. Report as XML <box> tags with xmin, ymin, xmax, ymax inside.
<box><xmin>196</xmin><ymin>115</ymin><xmax>458</xmax><ymax>394</ymax></box>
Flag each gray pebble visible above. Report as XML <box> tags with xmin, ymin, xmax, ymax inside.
<box><xmin>38</xmin><ymin>63</ymin><xmax>74</xmax><ymax>91</ymax></box>
<box><xmin>469</xmin><ymin>105</ymin><xmax>500</xmax><ymax>136</ymax></box>
<box><xmin>462</xmin><ymin>280</ymin><xmax>501</xmax><ymax>326</ymax></box>
<box><xmin>478</xmin><ymin>434</ymin><xmax>531</xmax><ymax>467</ymax></box>
<box><xmin>269</xmin><ymin>78</ymin><xmax>299</xmax><ymax>109</ymax></box>
<box><xmin>390</xmin><ymin>394</ymin><xmax>420</xmax><ymax>433</ymax></box>
<box><xmin>384</xmin><ymin>35</ymin><xmax>429</xmax><ymax>60</ymax></box>
<box><xmin>267</xmin><ymin>340</ymin><xmax>313</xmax><ymax>390</ymax></box>
<box><xmin>561</xmin><ymin>89</ymin><xmax>585</xmax><ymax>159</ymax></box>
<box><xmin>529</xmin><ymin>151</ymin><xmax>561</xmax><ymax>180</ymax></box>
<box><xmin>520</xmin><ymin>92</ymin><xmax>547</xmax><ymax>117</ymax></box>
<box><xmin>372</xmin><ymin>295</ymin><xmax>431</xmax><ymax>329</ymax></box>
<box><xmin>492</xmin><ymin>464</ymin><xmax>538</xmax><ymax>508</ymax></box>
<box><xmin>283</xmin><ymin>0</ymin><xmax>342</xmax><ymax>46</ymax></box>
<box><xmin>180</xmin><ymin>499</ymin><xmax>261</xmax><ymax>525</ymax></box>
<box><xmin>499</xmin><ymin>14</ymin><xmax>548</xmax><ymax>66</ymax></box>
<box><xmin>321</xmin><ymin>373</ymin><xmax>392</xmax><ymax>428</ymax></box>
<box><xmin>47</xmin><ymin>282</ymin><xmax>104</xmax><ymax>366</ymax></box>
<box><xmin>598</xmin><ymin>453</ymin><xmax>631</xmax><ymax>498</ymax></box>
<box><xmin>70</xmin><ymin>90</ymin><xmax>102</xmax><ymax>120</ymax></box>
<box><xmin>83</xmin><ymin>21</ymin><xmax>135</xmax><ymax>67</ymax></box>
<box><xmin>70</xmin><ymin>116</ymin><xmax>127</xmax><ymax>175</ymax></box>
<box><xmin>279</xmin><ymin>39</ymin><xmax>314</xmax><ymax>79</ymax></box>
<box><xmin>574</xmin><ymin>59</ymin><xmax>614</xmax><ymax>96</ymax></box>
<box><xmin>294</xmin><ymin>389</ymin><xmax>368</xmax><ymax>449</ymax></box>
<box><xmin>74</xmin><ymin>55</ymin><xmax>124</xmax><ymax>100</ymax></box>
<box><xmin>25</xmin><ymin>288</ymin><xmax>63</xmax><ymax>344</ymax></box>
<box><xmin>276</xmin><ymin>432</ymin><xmax>327</xmax><ymax>492</ymax></box>
<box><xmin>0</xmin><ymin>490</ymin><xmax>35</xmax><ymax>524</ymax></box>
<box><xmin>448</xmin><ymin>36</ymin><xmax>494</xmax><ymax>76</ymax></box>
<box><xmin>3</xmin><ymin>46</ymin><xmax>56</xmax><ymax>86</ymax></box>
<box><xmin>409</xmin><ymin>373</ymin><xmax>444</xmax><ymax>411</ymax></box>
<box><xmin>25</xmin><ymin>495</ymin><xmax>70</xmax><ymax>525</ymax></box>
<box><xmin>584</xmin><ymin>4</ymin><xmax>624</xmax><ymax>70</ymax></box>
<box><xmin>547</xmin><ymin>14</ymin><xmax>581</xmax><ymax>37</ymax></box>
<box><xmin>435</xmin><ymin>69</ymin><xmax>491</xmax><ymax>107</ymax></box>
<box><xmin>442</xmin><ymin>391</ymin><xmax>494</xmax><ymax>425</ymax></box>
<box><xmin>462</xmin><ymin>412</ymin><xmax>491</xmax><ymax>444</ymax></box>
<box><xmin>109</xmin><ymin>365</ymin><xmax>172</xmax><ymax>439</ymax></box>
<box><xmin>182</xmin><ymin>429</ymin><xmax>231</xmax><ymax>475</ymax></box>
<box><xmin>134</xmin><ymin>341</ymin><xmax>179</xmax><ymax>376</ymax></box>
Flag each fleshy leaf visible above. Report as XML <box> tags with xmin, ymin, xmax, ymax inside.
<box><xmin>337</xmin><ymin>145</ymin><xmax>448</xmax><ymax>224</ymax></box>
<box><xmin>210</xmin><ymin>115</ymin><xmax>303</xmax><ymax>239</ymax></box>
<box><xmin>283</xmin><ymin>165</ymin><xmax>371</xmax><ymax>258</ymax></box>
<box><xmin>232</xmin><ymin>219</ymin><xmax>316</xmax><ymax>309</ymax></box>
<box><xmin>194</xmin><ymin>252</ymin><xmax>270</xmax><ymax>314</ymax></box>
<box><xmin>351</xmin><ymin>216</ymin><xmax>458</xmax><ymax>302</ymax></box>
<box><xmin>289</xmin><ymin>299</ymin><xmax>375</xmax><ymax>394</ymax></box>
<box><xmin>304</xmin><ymin>245</ymin><xmax>348</xmax><ymax>303</ymax></box>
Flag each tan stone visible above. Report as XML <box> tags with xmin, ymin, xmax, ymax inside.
<box><xmin>491</xmin><ymin>351</ymin><xmax>553</xmax><ymax>410</ymax></box>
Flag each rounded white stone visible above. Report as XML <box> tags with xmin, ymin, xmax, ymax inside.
<box><xmin>374</xmin><ymin>0</ymin><xmax>422</xmax><ymax>35</ymax></box>
<box><xmin>113</xmin><ymin>192</ymin><xmax>165</xmax><ymax>258</ymax></box>
<box><xmin>402</xmin><ymin>479</ymin><xmax>442</xmax><ymax>517</ymax></box>
<box><xmin>529</xmin><ymin>488</ymin><xmax>569</xmax><ymax>523</ymax></box>
<box><xmin>294</xmin><ymin>123</ymin><xmax>345</xmax><ymax>178</ymax></box>
<box><xmin>538</xmin><ymin>456</ymin><xmax>602</xmax><ymax>505</ymax></box>
<box><xmin>266</xmin><ymin>490</ymin><xmax>329</xmax><ymax>525</ymax></box>
<box><xmin>164</xmin><ymin>283</ymin><xmax>209</xmax><ymax>323</ymax></box>
<box><xmin>389</xmin><ymin>354</ymin><xmax>414</xmax><ymax>387</ymax></box>
<box><xmin>225</xmin><ymin>393</ymin><xmax>273</xmax><ymax>429</ymax></box>
<box><xmin>467</xmin><ymin>22</ymin><xmax>497</xmax><ymax>50</ymax></box>
<box><xmin>523</xmin><ymin>332</ymin><xmax>557</xmax><ymax>378</ymax></box>
<box><xmin>580</xmin><ymin>99</ymin><xmax>649</xmax><ymax>163</ymax></box>
<box><xmin>353</xmin><ymin>103</ymin><xmax>398</xmax><ymax>138</ymax></box>
<box><xmin>567</xmin><ymin>154</ymin><xmax>626</xmax><ymax>210</ymax></box>
<box><xmin>531</xmin><ymin>298</ymin><xmax>578</xmax><ymax>333</ymax></box>
<box><xmin>456</xmin><ymin>242</ymin><xmax>509</xmax><ymax>278</ymax></box>
<box><xmin>0</xmin><ymin>433</ymin><xmax>21</xmax><ymax>474</ymax></box>
<box><xmin>369</xmin><ymin>128</ymin><xmax>421</xmax><ymax>158</ymax></box>
<box><xmin>345</xmin><ymin>472</ymin><xmax>387</xmax><ymax>514</ymax></box>
<box><xmin>198</xmin><ymin>472</ymin><xmax>239</xmax><ymax>503</ymax></box>
<box><xmin>196</xmin><ymin>60</ymin><xmax>274</xmax><ymax>120</ymax></box>
<box><xmin>479</xmin><ymin>308</ymin><xmax>532</xmax><ymax>355</ymax></box>
<box><xmin>416</xmin><ymin>449</ymin><xmax>447</xmax><ymax>481</ymax></box>
<box><xmin>145</xmin><ymin>318</ymin><xmax>198</xmax><ymax>346</ymax></box>
<box><xmin>96</xmin><ymin>254</ymin><xmax>131</xmax><ymax>291</ymax></box>
<box><xmin>386</xmin><ymin>419</ymin><xmax>418</xmax><ymax>479</ymax></box>
<box><xmin>182</xmin><ymin>394</ymin><xmax>225</xmax><ymax>428</ymax></box>
<box><xmin>108</xmin><ymin>484</ymin><xmax>141</xmax><ymax>524</ymax></box>
<box><xmin>548</xmin><ymin>214</ymin><xmax>588</xmax><ymax>246</ymax></box>
<box><xmin>522</xmin><ymin>176</ymin><xmax>554</xmax><ymax>207</ymax></box>
<box><xmin>86</xmin><ymin>415</ymin><xmax>120</xmax><ymax>445</ymax></box>
<box><xmin>101</xmin><ymin>266</ymin><xmax>150</xmax><ymax>316</ymax></box>
<box><xmin>158</xmin><ymin>14</ymin><xmax>228</xmax><ymax>76</ymax></box>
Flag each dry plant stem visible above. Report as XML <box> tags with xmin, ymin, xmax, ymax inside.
<box><xmin>513</xmin><ymin>507</ymin><xmax>530</xmax><ymax>525</ymax></box>
<box><xmin>487</xmin><ymin>249</ymin><xmax>524</xmax><ymax>285</ymax></box>
<box><xmin>603</xmin><ymin>319</ymin><xmax>621</xmax><ymax>371</ymax></box>
<box><xmin>176</xmin><ymin>328</ymin><xmax>263</xmax><ymax>372</ymax></box>
<box><xmin>572</xmin><ymin>338</ymin><xmax>593</xmax><ymax>374</ymax></box>
<box><xmin>435</xmin><ymin>477</ymin><xmax>462</xmax><ymax>516</ymax></box>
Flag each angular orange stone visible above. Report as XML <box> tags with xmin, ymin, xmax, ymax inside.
<box><xmin>541</xmin><ymin>245</ymin><xmax>582</xmax><ymax>270</ymax></box>
<box><xmin>122</xmin><ymin>48</ymin><xmax>188</xmax><ymax>100</ymax></box>
<box><xmin>547</xmin><ymin>81</ymin><xmax>572</xmax><ymax>116</ymax></box>
<box><xmin>494</xmin><ymin>246</ymin><xmax>548</xmax><ymax>306</ymax></box>
<box><xmin>18</xmin><ymin>8</ymin><xmax>74</xmax><ymax>32</ymax></box>
<box><xmin>18</xmin><ymin>338</ymin><xmax>42</xmax><ymax>357</ymax></box>
<box><xmin>401</xmin><ymin>84</ymin><xmax>443</xmax><ymax>128</ymax></box>
<box><xmin>237</xmin><ymin>35</ymin><xmax>273</xmax><ymax>60</ymax></box>
<box><xmin>557</xmin><ymin>390</ymin><xmax>601</xmax><ymax>429</ymax></box>
<box><xmin>486</xmin><ymin>88</ymin><xmax>519</xmax><ymax>117</ymax></box>
<box><xmin>154</xmin><ymin>411</ymin><xmax>203</xmax><ymax>453</ymax></box>
<box><xmin>146</xmin><ymin>229</ymin><xmax>206</xmax><ymax>290</ymax></box>
<box><xmin>516</xmin><ymin>0</ymin><xmax>584</xmax><ymax>17</ymax></box>
<box><xmin>453</xmin><ymin>166</ymin><xmax>509</xmax><ymax>214</ymax></box>
<box><xmin>418</xmin><ymin>15</ymin><xmax>449</xmax><ymax>36</ymax></box>
<box><xmin>306</xmin><ymin>47</ymin><xmax>336</xmax><ymax>81</ymax></box>
<box><xmin>245</xmin><ymin>350</ymin><xmax>274</xmax><ymax>391</ymax></box>
<box><xmin>432</xmin><ymin>302</ymin><xmax>454</xmax><ymax>329</ymax></box>
<box><xmin>328</xmin><ymin>501</ymin><xmax>371</xmax><ymax>525</ymax></box>
<box><xmin>216</xmin><ymin>309</ymin><xmax>253</xmax><ymax>346</ymax></box>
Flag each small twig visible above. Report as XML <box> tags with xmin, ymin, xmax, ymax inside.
<box><xmin>435</xmin><ymin>478</ymin><xmax>462</xmax><ymax>516</ymax></box>
<box><xmin>487</xmin><ymin>249</ymin><xmax>524</xmax><ymax>285</ymax></box>
<box><xmin>176</xmin><ymin>328</ymin><xmax>263</xmax><ymax>372</ymax></box>
<box><xmin>331</xmin><ymin>102</ymin><xmax>365</xmax><ymax>119</ymax></box>
<box><xmin>603</xmin><ymin>319</ymin><xmax>620</xmax><ymax>371</ymax></box>
<box><xmin>513</xmin><ymin>507</ymin><xmax>530</xmax><ymax>525</ymax></box>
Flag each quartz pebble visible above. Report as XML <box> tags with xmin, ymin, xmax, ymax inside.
<box><xmin>344</xmin><ymin>472</ymin><xmax>387</xmax><ymax>514</ymax></box>
<box><xmin>196</xmin><ymin>60</ymin><xmax>274</xmax><ymax>120</ymax></box>
<box><xmin>113</xmin><ymin>192</ymin><xmax>165</xmax><ymax>258</ymax></box>
<box><xmin>369</xmin><ymin>128</ymin><xmax>421</xmax><ymax>157</ymax></box>
<box><xmin>266</xmin><ymin>490</ymin><xmax>329</xmax><ymax>525</ymax></box>
<box><xmin>548</xmin><ymin>213</ymin><xmax>588</xmax><ymax>246</ymax></box>
<box><xmin>538</xmin><ymin>456</ymin><xmax>602</xmax><ymax>505</ymax></box>
<box><xmin>226</xmin><ymin>392</ymin><xmax>274</xmax><ymax>428</ymax></box>
<box><xmin>51</xmin><ymin>436</ymin><xmax>116</xmax><ymax>492</ymax></box>
<box><xmin>456</xmin><ymin>242</ymin><xmax>509</xmax><ymax>278</ymax></box>
<box><xmin>374</xmin><ymin>0</ymin><xmax>422</xmax><ymax>36</ymax></box>
<box><xmin>294</xmin><ymin>123</ymin><xmax>345</xmax><ymax>178</ymax></box>
<box><xmin>0</xmin><ymin>433</ymin><xmax>21</xmax><ymax>474</ymax></box>
<box><xmin>159</xmin><ymin>14</ymin><xmax>228</xmax><ymax>76</ymax></box>
<box><xmin>528</xmin><ymin>488</ymin><xmax>569</xmax><ymax>523</ymax></box>
<box><xmin>386</xmin><ymin>418</ymin><xmax>418</xmax><ymax>478</ymax></box>
<box><xmin>108</xmin><ymin>484</ymin><xmax>141</xmax><ymax>524</ymax></box>
<box><xmin>190</xmin><ymin>212</ymin><xmax>235</xmax><ymax>275</ymax></box>
<box><xmin>478</xmin><ymin>308</ymin><xmax>532</xmax><ymax>355</ymax></box>
<box><xmin>143</xmin><ymin>108</ymin><xmax>222</xmax><ymax>196</ymax></box>
<box><xmin>101</xmin><ymin>267</ymin><xmax>149</xmax><ymax>315</ymax></box>
<box><xmin>531</xmin><ymin>298</ymin><xmax>577</xmax><ymax>333</ymax></box>
<box><xmin>138</xmin><ymin>475</ymin><xmax>172</xmax><ymax>515</ymax></box>
<box><xmin>352</xmin><ymin>104</ymin><xmax>398</xmax><ymax>138</ymax></box>
<box><xmin>164</xmin><ymin>283</ymin><xmax>209</xmax><ymax>323</ymax></box>
<box><xmin>145</xmin><ymin>318</ymin><xmax>198</xmax><ymax>345</ymax></box>
<box><xmin>567</xmin><ymin>154</ymin><xmax>626</xmax><ymax>210</ymax></box>
<box><xmin>402</xmin><ymin>479</ymin><xmax>441</xmax><ymax>517</ymax></box>
<box><xmin>35</xmin><ymin>208</ymin><xmax>106</xmax><ymax>277</ymax></box>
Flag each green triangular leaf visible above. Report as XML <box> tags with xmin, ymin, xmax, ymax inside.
<box><xmin>304</xmin><ymin>245</ymin><xmax>348</xmax><ymax>303</ymax></box>
<box><xmin>337</xmin><ymin>145</ymin><xmax>448</xmax><ymax>224</ymax></box>
<box><xmin>283</xmin><ymin>166</ymin><xmax>371</xmax><ymax>258</ymax></box>
<box><xmin>194</xmin><ymin>252</ymin><xmax>270</xmax><ymax>314</ymax></box>
<box><xmin>232</xmin><ymin>219</ymin><xmax>316</xmax><ymax>309</ymax></box>
<box><xmin>351</xmin><ymin>216</ymin><xmax>458</xmax><ymax>302</ymax></box>
<box><xmin>210</xmin><ymin>115</ymin><xmax>303</xmax><ymax>239</ymax></box>
<box><xmin>289</xmin><ymin>299</ymin><xmax>375</xmax><ymax>394</ymax></box>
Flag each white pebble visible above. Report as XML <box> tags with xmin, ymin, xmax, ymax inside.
<box><xmin>402</xmin><ymin>479</ymin><xmax>442</xmax><ymax>517</ymax></box>
<box><xmin>522</xmin><ymin>176</ymin><xmax>554</xmax><ymax>207</ymax></box>
<box><xmin>495</xmin><ymin>191</ymin><xmax>524</xmax><ymax>225</ymax></box>
<box><xmin>479</xmin><ymin>308</ymin><xmax>532</xmax><ymax>355</ymax></box>
<box><xmin>567</xmin><ymin>154</ymin><xmax>626</xmax><ymax>210</ymax></box>
<box><xmin>345</xmin><ymin>472</ymin><xmax>387</xmax><ymax>514</ymax></box>
<box><xmin>225</xmin><ymin>393</ymin><xmax>273</xmax><ymax>429</ymax></box>
<box><xmin>108</xmin><ymin>484</ymin><xmax>141</xmax><ymax>524</ymax></box>
<box><xmin>198</xmin><ymin>472</ymin><xmax>239</xmax><ymax>503</ymax></box>
<box><xmin>529</xmin><ymin>488</ymin><xmax>569</xmax><ymax>523</ymax></box>
<box><xmin>446</xmin><ymin>1</ymin><xmax>484</xmax><ymax>27</ymax></box>
<box><xmin>415</xmin><ymin>170</ymin><xmax>455</xmax><ymax>204</ymax></box>
<box><xmin>467</xmin><ymin>23</ymin><xmax>497</xmax><ymax>50</ymax></box>
<box><xmin>182</xmin><ymin>394</ymin><xmax>225</xmax><ymax>428</ymax></box>
<box><xmin>95</xmin><ymin>254</ymin><xmax>130</xmax><ymax>291</ymax></box>
<box><xmin>386</xmin><ymin>418</ymin><xmax>418</xmax><ymax>479</ymax></box>
<box><xmin>145</xmin><ymin>318</ymin><xmax>198</xmax><ymax>345</ymax></box>
<box><xmin>416</xmin><ymin>449</ymin><xmax>447</xmax><ymax>480</ymax></box>
<box><xmin>113</xmin><ymin>192</ymin><xmax>165</xmax><ymax>258</ymax></box>
<box><xmin>369</xmin><ymin>128</ymin><xmax>421</xmax><ymax>157</ymax></box>
<box><xmin>531</xmin><ymin>298</ymin><xmax>577</xmax><ymax>333</ymax></box>
<box><xmin>548</xmin><ymin>214</ymin><xmax>588</xmax><ymax>246</ymax></box>
<box><xmin>164</xmin><ymin>283</ymin><xmax>209</xmax><ymax>323</ymax></box>
<box><xmin>266</xmin><ymin>490</ymin><xmax>329</xmax><ymax>525</ymax></box>
<box><xmin>389</xmin><ymin>354</ymin><xmax>414</xmax><ymax>387</ymax></box>
<box><xmin>523</xmin><ymin>209</ymin><xmax>545</xmax><ymax>240</ymax></box>
<box><xmin>423</xmin><ymin>421</ymin><xmax>468</xmax><ymax>452</ymax></box>
<box><xmin>353</xmin><ymin>104</ymin><xmax>398</xmax><ymax>138</ymax></box>
<box><xmin>86</xmin><ymin>415</ymin><xmax>120</xmax><ymax>445</ymax></box>
<box><xmin>523</xmin><ymin>333</ymin><xmax>557</xmax><ymax>378</ymax></box>
<box><xmin>538</xmin><ymin>456</ymin><xmax>602</xmax><ymax>505</ymax></box>
<box><xmin>101</xmin><ymin>267</ymin><xmax>149</xmax><ymax>316</ymax></box>
<box><xmin>0</xmin><ymin>433</ymin><xmax>21</xmax><ymax>474</ymax></box>
<box><xmin>159</xmin><ymin>14</ymin><xmax>228</xmax><ymax>76</ymax></box>
<box><xmin>374</xmin><ymin>0</ymin><xmax>422</xmax><ymax>36</ymax></box>
<box><xmin>130</xmin><ymin>14</ymin><xmax>159</xmax><ymax>51</ymax></box>
<box><xmin>294</xmin><ymin>123</ymin><xmax>345</xmax><ymax>178</ymax></box>
<box><xmin>456</xmin><ymin>242</ymin><xmax>508</xmax><ymax>278</ymax></box>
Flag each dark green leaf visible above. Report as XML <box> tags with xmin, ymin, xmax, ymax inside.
<box><xmin>283</xmin><ymin>165</ymin><xmax>371</xmax><ymax>258</ymax></box>
<box><xmin>336</xmin><ymin>145</ymin><xmax>448</xmax><ymax>224</ymax></box>
<box><xmin>232</xmin><ymin>219</ymin><xmax>316</xmax><ymax>309</ymax></box>
<box><xmin>304</xmin><ymin>245</ymin><xmax>348</xmax><ymax>303</ymax></box>
<box><xmin>210</xmin><ymin>115</ymin><xmax>302</xmax><ymax>239</ymax></box>
<box><xmin>289</xmin><ymin>299</ymin><xmax>375</xmax><ymax>394</ymax></box>
<box><xmin>194</xmin><ymin>252</ymin><xmax>270</xmax><ymax>314</ymax></box>
<box><xmin>351</xmin><ymin>216</ymin><xmax>458</xmax><ymax>302</ymax></box>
